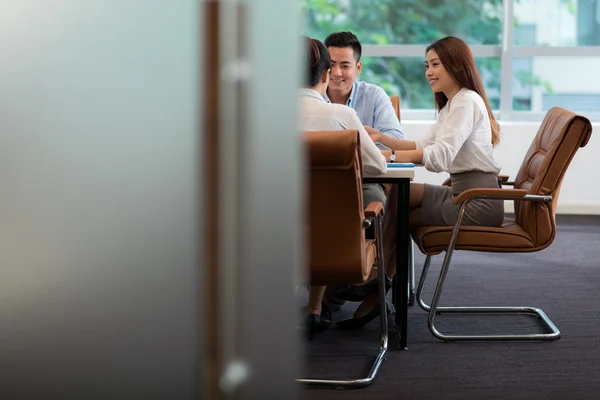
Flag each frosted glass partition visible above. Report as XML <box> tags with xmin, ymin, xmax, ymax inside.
<box><xmin>0</xmin><ymin>1</ymin><xmax>198</xmax><ymax>398</ymax></box>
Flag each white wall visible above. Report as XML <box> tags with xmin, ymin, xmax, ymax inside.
<box><xmin>403</xmin><ymin>121</ymin><xmax>600</xmax><ymax>214</ymax></box>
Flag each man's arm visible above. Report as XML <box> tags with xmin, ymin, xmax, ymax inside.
<box><xmin>346</xmin><ymin>111</ymin><xmax>387</xmax><ymax>176</ymax></box>
<box><xmin>365</xmin><ymin>126</ymin><xmax>415</xmax><ymax>150</ymax></box>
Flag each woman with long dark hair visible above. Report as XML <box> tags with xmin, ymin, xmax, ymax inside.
<box><xmin>338</xmin><ymin>36</ymin><xmax>504</xmax><ymax>329</ymax></box>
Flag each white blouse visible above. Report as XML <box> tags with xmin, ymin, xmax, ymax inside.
<box><xmin>298</xmin><ymin>89</ymin><xmax>387</xmax><ymax>177</ymax></box>
<box><xmin>416</xmin><ymin>88</ymin><xmax>501</xmax><ymax>175</ymax></box>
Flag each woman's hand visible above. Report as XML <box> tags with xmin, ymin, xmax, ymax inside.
<box><xmin>364</xmin><ymin>125</ymin><xmax>382</xmax><ymax>143</ymax></box>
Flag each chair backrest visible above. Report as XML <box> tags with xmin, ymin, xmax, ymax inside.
<box><xmin>513</xmin><ymin>107</ymin><xmax>592</xmax><ymax>247</ymax></box>
<box><xmin>304</xmin><ymin>129</ymin><xmax>371</xmax><ymax>285</ymax></box>
<box><xmin>390</xmin><ymin>96</ymin><xmax>400</xmax><ymax>121</ymax></box>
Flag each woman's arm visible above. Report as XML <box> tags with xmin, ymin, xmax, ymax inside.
<box><xmin>365</xmin><ymin>126</ymin><xmax>416</xmax><ymax>150</ymax></box>
<box><xmin>395</xmin><ymin>149</ymin><xmax>423</xmax><ymax>164</ymax></box>
<box><xmin>381</xmin><ymin>149</ymin><xmax>424</xmax><ymax>164</ymax></box>
<box><xmin>421</xmin><ymin>100</ymin><xmax>476</xmax><ymax>172</ymax></box>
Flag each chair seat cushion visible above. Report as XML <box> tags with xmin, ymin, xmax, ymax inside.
<box><xmin>413</xmin><ymin>220</ymin><xmax>537</xmax><ymax>255</ymax></box>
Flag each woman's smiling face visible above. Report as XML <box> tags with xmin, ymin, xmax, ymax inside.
<box><xmin>425</xmin><ymin>49</ymin><xmax>459</xmax><ymax>96</ymax></box>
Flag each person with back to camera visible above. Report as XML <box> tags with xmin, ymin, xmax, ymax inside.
<box><xmin>337</xmin><ymin>36</ymin><xmax>505</xmax><ymax>329</ymax></box>
<box><xmin>298</xmin><ymin>36</ymin><xmax>387</xmax><ymax>339</ymax></box>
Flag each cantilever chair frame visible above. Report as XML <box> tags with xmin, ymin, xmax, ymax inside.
<box><xmin>297</xmin><ymin>129</ymin><xmax>389</xmax><ymax>388</ymax></box>
<box><xmin>413</xmin><ymin>107</ymin><xmax>592</xmax><ymax>342</ymax></box>
<box><xmin>415</xmin><ymin>192</ymin><xmax>560</xmax><ymax>341</ymax></box>
<box><xmin>298</xmin><ymin>214</ymin><xmax>388</xmax><ymax>388</ymax></box>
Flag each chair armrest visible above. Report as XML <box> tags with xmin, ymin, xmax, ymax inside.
<box><xmin>498</xmin><ymin>175</ymin><xmax>515</xmax><ymax>186</ymax></box>
<box><xmin>364</xmin><ymin>201</ymin><xmax>384</xmax><ymax>217</ymax></box>
<box><xmin>453</xmin><ymin>188</ymin><xmax>528</xmax><ymax>205</ymax></box>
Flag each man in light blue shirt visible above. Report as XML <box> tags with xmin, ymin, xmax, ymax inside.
<box><xmin>324</xmin><ymin>30</ymin><xmax>403</xmax><ymax>207</ymax></box>
<box><xmin>324</xmin><ymin>31</ymin><xmax>404</xmax><ymax>148</ymax></box>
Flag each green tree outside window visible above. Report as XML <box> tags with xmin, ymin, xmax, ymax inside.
<box><xmin>302</xmin><ymin>0</ymin><xmax>553</xmax><ymax>111</ymax></box>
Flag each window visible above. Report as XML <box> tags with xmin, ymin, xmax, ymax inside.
<box><xmin>302</xmin><ymin>0</ymin><xmax>600</xmax><ymax>121</ymax></box>
<box><xmin>577</xmin><ymin>0</ymin><xmax>600</xmax><ymax>45</ymax></box>
<box><xmin>361</xmin><ymin>56</ymin><xmax>501</xmax><ymax>109</ymax></box>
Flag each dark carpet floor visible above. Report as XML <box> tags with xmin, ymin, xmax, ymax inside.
<box><xmin>299</xmin><ymin>215</ymin><xmax>600</xmax><ymax>400</ymax></box>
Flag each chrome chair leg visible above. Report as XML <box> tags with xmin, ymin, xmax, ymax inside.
<box><xmin>416</xmin><ymin>200</ymin><xmax>560</xmax><ymax>342</ymax></box>
<box><xmin>408</xmin><ymin>240</ymin><xmax>415</xmax><ymax>306</ymax></box>
<box><xmin>297</xmin><ymin>214</ymin><xmax>388</xmax><ymax>388</ymax></box>
<box><xmin>416</xmin><ymin>255</ymin><xmax>432</xmax><ymax>312</ymax></box>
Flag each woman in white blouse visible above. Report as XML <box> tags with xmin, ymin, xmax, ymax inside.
<box><xmin>336</xmin><ymin>36</ymin><xmax>504</xmax><ymax>329</ymax></box>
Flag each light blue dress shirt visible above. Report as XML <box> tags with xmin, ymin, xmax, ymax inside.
<box><xmin>324</xmin><ymin>81</ymin><xmax>404</xmax><ymax>149</ymax></box>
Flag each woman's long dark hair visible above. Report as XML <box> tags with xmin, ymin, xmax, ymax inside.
<box><xmin>305</xmin><ymin>36</ymin><xmax>331</xmax><ymax>87</ymax></box>
<box><xmin>426</xmin><ymin>36</ymin><xmax>500</xmax><ymax>146</ymax></box>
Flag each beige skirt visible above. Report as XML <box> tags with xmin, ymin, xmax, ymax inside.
<box><xmin>421</xmin><ymin>170</ymin><xmax>504</xmax><ymax>227</ymax></box>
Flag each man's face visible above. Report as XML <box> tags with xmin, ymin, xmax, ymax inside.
<box><xmin>327</xmin><ymin>46</ymin><xmax>362</xmax><ymax>95</ymax></box>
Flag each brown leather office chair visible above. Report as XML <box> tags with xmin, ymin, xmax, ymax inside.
<box><xmin>297</xmin><ymin>129</ymin><xmax>388</xmax><ymax>388</ymax></box>
<box><xmin>412</xmin><ymin>106</ymin><xmax>593</xmax><ymax>341</ymax></box>
<box><xmin>390</xmin><ymin>95</ymin><xmax>400</xmax><ymax>121</ymax></box>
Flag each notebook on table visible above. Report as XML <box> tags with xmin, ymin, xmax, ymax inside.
<box><xmin>386</xmin><ymin>163</ymin><xmax>414</xmax><ymax>168</ymax></box>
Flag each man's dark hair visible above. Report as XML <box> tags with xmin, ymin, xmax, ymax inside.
<box><xmin>324</xmin><ymin>31</ymin><xmax>362</xmax><ymax>61</ymax></box>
